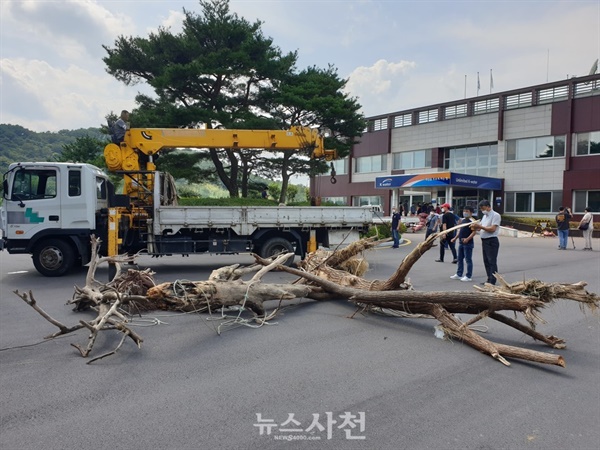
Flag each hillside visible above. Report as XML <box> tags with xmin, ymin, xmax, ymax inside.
<box><xmin>0</xmin><ymin>124</ymin><xmax>105</xmax><ymax>175</ymax></box>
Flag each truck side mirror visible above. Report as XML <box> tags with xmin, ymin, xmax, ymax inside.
<box><xmin>2</xmin><ymin>179</ymin><xmax>8</xmax><ymax>199</ymax></box>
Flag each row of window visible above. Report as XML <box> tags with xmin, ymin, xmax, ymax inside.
<box><xmin>354</xmin><ymin>150</ymin><xmax>433</xmax><ymax>173</ymax></box>
<box><xmin>324</xmin><ymin>192</ymin><xmax>598</xmax><ymax>215</ymax></box>
<box><xmin>366</xmin><ymin>78</ymin><xmax>598</xmax><ymax>131</ymax></box>
<box><xmin>506</xmin><ymin>131</ymin><xmax>599</xmax><ymax>160</ymax></box>
<box><xmin>504</xmin><ymin>190</ymin><xmax>599</xmax><ymax>214</ymax></box>
<box><xmin>352</xmin><ymin>131</ymin><xmax>598</xmax><ymax>174</ymax></box>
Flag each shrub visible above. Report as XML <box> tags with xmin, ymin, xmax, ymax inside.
<box><xmin>502</xmin><ymin>215</ymin><xmax>595</xmax><ymax>230</ymax></box>
<box><xmin>361</xmin><ymin>224</ymin><xmax>396</xmax><ymax>240</ymax></box>
<box><xmin>179</xmin><ymin>197</ymin><xmax>277</xmax><ymax>207</ymax></box>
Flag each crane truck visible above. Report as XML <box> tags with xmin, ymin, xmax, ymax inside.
<box><xmin>1</xmin><ymin>127</ymin><xmax>374</xmax><ymax>277</ymax></box>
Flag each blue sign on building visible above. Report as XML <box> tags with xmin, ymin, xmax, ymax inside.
<box><xmin>375</xmin><ymin>172</ymin><xmax>502</xmax><ymax>190</ymax></box>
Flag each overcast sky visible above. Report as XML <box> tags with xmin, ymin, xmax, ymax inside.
<box><xmin>1</xmin><ymin>0</ymin><xmax>599</xmax><ymax>132</ymax></box>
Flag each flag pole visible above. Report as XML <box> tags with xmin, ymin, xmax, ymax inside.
<box><xmin>477</xmin><ymin>72</ymin><xmax>480</xmax><ymax>96</ymax></box>
<box><xmin>490</xmin><ymin>69</ymin><xmax>493</xmax><ymax>94</ymax></box>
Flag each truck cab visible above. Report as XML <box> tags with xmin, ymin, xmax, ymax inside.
<box><xmin>1</xmin><ymin>162</ymin><xmax>110</xmax><ymax>275</ymax></box>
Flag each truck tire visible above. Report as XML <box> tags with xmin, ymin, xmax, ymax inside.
<box><xmin>32</xmin><ymin>239</ymin><xmax>75</xmax><ymax>277</ymax></box>
<box><xmin>260</xmin><ymin>237</ymin><xmax>295</xmax><ymax>266</ymax></box>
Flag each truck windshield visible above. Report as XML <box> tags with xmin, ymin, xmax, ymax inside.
<box><xmin>12</xmin><ymin>169</ymin><xmax>57</xmax><ymax>200</ymax></box>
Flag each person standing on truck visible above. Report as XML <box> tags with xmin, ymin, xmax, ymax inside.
<box><xmin>112</xmin><ymin>110</ymin><xmax>130</xmax><ymax>143</ymax></box>
<box><xmin>391</xmin><ymin>207</ymin><xmax>401</xmax><ymax>248</ymax></box>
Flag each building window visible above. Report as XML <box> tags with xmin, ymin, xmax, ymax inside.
<box><xmin>533</xmin><ymin>192</ymin><xmax>552</xmax><ymax>212</ymax></box>
<box><xmin>473</xmin><ymin>98</ymin><xmax>499</xmax><ymax>114</ymax></box>
<box><xmin>444</xmin><ymin>144</ymin><xmax>498</xmax><ymax>177</ymax></box>
<box><xmin>393</xmin><ymin>113</ymin><xmax>412</xmax><ymax>128</ymax></box>
<box><xmin>505</xmin><ymin>191</ymin><xmax>562</xmax><ymax>213</ymax></box>
<box><xmin>444</xmin><ymin>104</ymin><xmax>467</xmax><ymax>119</ymax></box>
<box><xmin>370</xmin><ymin>118</ymin><xmax>388</xmax><ymax>131</ymax></box>
<box><xmin>574</xmin><ymin>190</ymin><xmax>600</xmax><ymax>213</ymax></box>
<box><xmin>515</xmin><ymin>192</ymin><xmax>531</xmax><ymax>212</ymax></box>
<box><xmin>574</xmin><ymin>131</ymin><xmax>600</xmax><ymax>156</ymax></box>
<box><xmin>355</xmin><ymin>155</ymin><xmax>387</xmax><ymax>173</ymax></box>
<box><xmin>505</xmin><ymin>91</ymin><xmax>532</xmax><ymax>109</ymax></box>
<box><xmin>331</xmin><ymin>158</ymin><xmax>348</xmax><ymax>175</ymax></box>
<box><xmin>353</xmin><ymin>196</ymin><xmax>383</xmax><ymax>207</ymax></box>
<box><xmin>538</xmin><ymin>85</ymin><xmax>569</xmax><ymax>104</ymax></box>
<box><xmin>392</xmin><ymin>149</ymin><xmax>431</xmax><ymax>170</ymax></box>
<box><xmin>506</xmin><ymin>135</ymin><xmax>566</xmax><ymax>161</ymax></box>
<box><xmin>321</xmin><ymin>196</ymin><xmax>347</xmax><ymax>206</ymax></box>
<box><xmin>418</xmin><ymin>108</ymin><xmax>438</xmax><ymax>124</ymax></box>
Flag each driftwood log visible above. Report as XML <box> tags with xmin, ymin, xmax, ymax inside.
<box><xmin>13</xmin><ymin>227</ymin><xmax>599</xmax><ymax>367</ymax></box>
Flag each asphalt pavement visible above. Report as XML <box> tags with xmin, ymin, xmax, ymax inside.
<box><xmin>0</xmin><ymin>231</ymin><xmax>599</xmax><ymax>450</ymax></box>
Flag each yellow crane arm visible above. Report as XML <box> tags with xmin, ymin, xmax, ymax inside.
<box><xmin>104</xmin><ymin>126</ymin><xmax>336</xmax><ymax>172</ymax></box>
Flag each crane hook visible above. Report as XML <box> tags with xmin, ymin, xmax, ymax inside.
<box><xmin>330</xmin><ymin>162</ymin><xmax>337</xmax><ymax>184</ymax></box>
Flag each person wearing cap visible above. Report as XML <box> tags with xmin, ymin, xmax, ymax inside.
<box><xmin>435</xmin><ymin>202</ymin><xmax>458</xmax><ymax>264</ymax></box>
<box><xmin>471</xmin><ymin>199</ymin><xmax>502</xmax><ymax>285</ymax></box>
<box><xmin>449</xmin><ymin>205</ymin><xmax>477</xmax><ymax>282</ymax></box>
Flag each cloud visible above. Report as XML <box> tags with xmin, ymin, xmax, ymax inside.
<box><xmin>2</xmin><ymin>0</ymin><xmax>133</xmax><ymax>61</ymax></box>
<box><xmin>1</xmin><ymin>0</ymin><xmax>598</xmax><ymax>133</ymax></box>
<box><xmin>146</xmin><ymin>9</ymin><xmax>185</xmax><ymax>35</ymax></box>
<box><xmin>345</xmin><ymin>59</ymin><xmax>417</xmax><ymax>115</ymax></box>
<box><xmin>0</xmin><ymin>58</ymin><xmax>137</xmax><ymax>131</ymax></box>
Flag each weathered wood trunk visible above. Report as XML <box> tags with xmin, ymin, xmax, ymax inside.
<box><xmin>12</xmin><ymin>233</ymin><xmax>599</xmax><ymax>367</ymax></box>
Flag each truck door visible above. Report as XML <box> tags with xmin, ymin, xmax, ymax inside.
<box><xmin>6</xmin><ymin>167</ymin><xmax>62</xmax><ymax>240</ymax></box>
<box><xmin>60</xmin><ymin>168</ymin><xmax>97</xmax><ymax>230</ymax></box>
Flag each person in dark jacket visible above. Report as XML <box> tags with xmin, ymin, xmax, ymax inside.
<box><xmin>391</xmin><ymin>207</ymin><xmax>401</xmax><ymax>248</ymax></box>
<box><xmin>555</xmin><ymin>206</ymin><xmax>572</xmax><ymax>250</ymax></box>
<box><xmin>435</xmin><ymin>203</ymin><xmax>458</xmax><ymax>263</ymax></box>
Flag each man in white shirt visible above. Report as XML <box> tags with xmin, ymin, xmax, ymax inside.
<box><xmin>470</xmin><ymin>200</ymin><xmax>501</xmax><ymax>285</ymax></box>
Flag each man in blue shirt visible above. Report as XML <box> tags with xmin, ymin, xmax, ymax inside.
<box><xmin>450</xmin><ymin>205</ymin><xmax>477</xmax><ymax>282</ymax></box>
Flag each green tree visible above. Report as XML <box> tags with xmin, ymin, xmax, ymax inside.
<box><xmin>155</xmin><ymin>151</ymin><xmax>218</xmax><ymax>184</ymax></box>
<box><xmin>267</xmin><ymin>182</ymin><xmax>281</xmax><ymax>202</ymax></box>
<box><xmin>285</xmin><ymin>184</ymin><xmax>299</xmax><ymax>203</ymax></box>
<box><xmin>102</xmin><ymin>0</ymin><xmax>364</xmax><ymax>199</ymax></box>
<box><xmin>55</xmin><ymin>135</ymin><xmax>106</xmax><ymax>166</ymax></box>
<box><xmin>263</xmin><ymin>65</ymin><xmax>365</xmax><ymax>202</ymax></box>
<box><xmin>103</xmin><ymin>0</ymin><xmax>295</xmax><ymax>197</ymax></box>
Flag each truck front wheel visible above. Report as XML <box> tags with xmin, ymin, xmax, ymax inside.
<box><xmin>260</xmin><ymin>237</ymin><xmax>295</xmax><ymax>266</ymax></box>
<box><xmin>32</xmin><ymin>239</ymin><xmax>75</xmax><ymax>277</ymax></box>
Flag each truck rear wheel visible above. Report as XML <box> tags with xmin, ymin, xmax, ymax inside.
<box><xmin>32</xmin><ymin>239</ymin><xmax>75</xmax><ymax>277</ymax></box>
<box><xmin>260</xmin><ymin>237</ymin><xmax>295</xmax><ymax>266</ymax></box>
